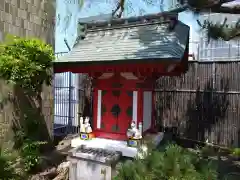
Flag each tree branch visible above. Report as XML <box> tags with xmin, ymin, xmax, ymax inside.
<box><xmin>172</xmin><ymin>2</ymin><xmax>240</xmax><ymax>40</ymax></box>
<box><xmin>177</xmin><ymin>0</ymin><xmax>235</xmax><ymax>8</ymax></box>
<box><xmin>112</xmin><ymin>0</ymin><xmax>125</xmax><ymax>18</ymax></box>
<box><xmin>199</xmin><ymin>5</ymin><xmax>240</xmax><ymax>14</ymax></box>
<box><xmin>110</xmin><ymin>0</ymin><xmax>240</xmax><ymax>40</ymax></box>
<box><xmin>177</xmin><ymin>0</ymin><xmax>240</xmax><ymax>14</ymax></box>
<box><xmin>197</xmin><ymin>17</ymin><xmax>240</xmax><ymax>41</ymax></box>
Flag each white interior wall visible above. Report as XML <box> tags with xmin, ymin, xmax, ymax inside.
<box><xmin>143</xmin><ymin>91</ymin><xmax>152</xmax><ymax>132</ymax></box>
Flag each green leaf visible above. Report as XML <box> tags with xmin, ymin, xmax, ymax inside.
<box><xmin>0</xmin><ymin>36</ymin><xmax>54</xmax><ymax>93</ymax></box>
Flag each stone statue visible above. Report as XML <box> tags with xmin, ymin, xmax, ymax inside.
<box><xmin>127</xmin><ymin>122</ymin><xmax>142</xmax><ymax>139</ymax></box>
<box><xmin>85</xmin><ymin>117</ymin><xmax>92</xmax><ymax>133</ymax></box>
<box><xmin>80</xmin><ymin>117</ymin><xmax>85</xmax><ymax>133</ymax></box>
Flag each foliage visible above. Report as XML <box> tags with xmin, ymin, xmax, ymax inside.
<box><xmin>1</xmin><ymin>123</ymin><xmax>47</xmax><ymax>175</ymax></box>
<box><xmin>222</xmin><ymin>172</ymin><xmax>240</xmax><ymax>180</ymax></box>
<box><xmin>0</xmin><ymin>35</ymin><xmax>54</xmax><ymax>176</ymax></box>
<box><xmin>198</xmin><ymin>145</ymin><xmax>217</xmax><ymax>157</ymax></box>
<box><xmin>0</xmin><ymin>35</ymin><xmax>54</xmax><ymax>93</ymax></box>
<box><xmin>75</xmin><ymin>0</ymin><xmax>240</xmax><ymax>40</ymax></box>
<box><xmin>231</xmin><ymin>148</ymin><xmax>240</xmax><ymax>157</ymax></box>
<box><xmin>12</xmin><ymin>129</ymin><xmax>46</xmax><ymax>173</ymax></box>
<box><xmin>174</xmin><ymin>0</ymin><xmax>240</xmax><ymax>40</ymax></box>
<box><xmin>12</xmin><ymin>113</ymin><xmax>49</xmax><ymax>174</ymax></box>
<box><xmin>12</xmin><ymin>113</ymin><xmax>46</xmax><ymax>149</ymax></box>
<box><xmin>13</xmin><ymin>127</ymin><xmax>46</xmax><ymax>173</ymax></box>
<box><xmin>20</xmin><ymin>139</ymin><xmax>46</xmax><ymax>173</ymax></box>
<box><xmin>114</xmin><ymin>144</ymin><xmax>218</xmax><ymax>180</ymax></box>
<box><xmin>0</xmin><ymin>147</ymin><xmax>21</xmax><ymax>180</ymax></box>
<box><xmin>197</xmin><ymin>18</ymin><xmax>240</xmax><ymax>41</ymax></box>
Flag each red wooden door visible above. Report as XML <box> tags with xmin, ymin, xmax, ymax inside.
<box><xmin>118</xmin><ymin>91</ymin><xmax>133</xmax><ymax>134</ymax></box>
<box><xmin>100</xmin><ymin>90</ymin><xmax>116</xmax><ymax>133</ymax></box>
<box><xmin>100</xmin><ymin>90</ymin><xmax>133</xmax><ymax>134</ymax></box>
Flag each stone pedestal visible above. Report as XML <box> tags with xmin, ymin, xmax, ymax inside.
<box><xmin>68</xmin><ymin>145</ymin><xmax>121</xmax><ymax>180</ymax></box>
<box><xmin>71</xmin><ymin>132</ymin><xmax>164</xmax><ymax>158</ymax></box>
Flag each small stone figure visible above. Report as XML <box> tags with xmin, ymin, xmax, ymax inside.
<box><xmin>79</xmin><ymin>117</ymin><xmax>94</xmax><ymax>140</ymax></box>
<box><xmin>85</xmin><ymin>117</ymin><xmax>92</xmax><ymax>133</ymax></box>
<box><xmin>126</xmin><ymin>123</ymin><xmax>134</xmax><ymax>138</ymax></box>
<box><xmin>80</xmin><ymin>117</ymin><xmax>85</xmax><ymax>133</ymax></box>
<box><xmin>127</xmin><ymin>122</ymin><xmax>142</xmax><ymax>139</ymax></box>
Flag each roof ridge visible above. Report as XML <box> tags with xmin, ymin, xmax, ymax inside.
<box><xmin>79</xmin><ymin>12</ymin><xmax>178</xmax><ymax>31</ymax></box>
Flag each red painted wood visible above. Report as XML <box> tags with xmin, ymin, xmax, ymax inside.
<box><xmin>94</xmin><ymin>131</ymin><xmax>128</xmax><ymax>140</ymax></box>
<box><xmin>118</xmin><ymin>91</ymin><xmax>133</xmax><ymax>134</ymax></box>
<box><xmin>100</xmin><ymin>90</ymin><xmax>119</xmax><ymax>133</ymax></box>
<box><xmin>98</xmin><ymin>91</ymin><xmax>133</xmax><ymax>134</ymax></box>
<box><xmin>54</xmin><ymin>50</ymin><xmax>189</xmax><ymax>141</ymax></box>
<box><xmin>54</xmin><ymin>61</ymin><xmax>187</xmax><ymax>76</ymax></box>
<box><xmin>95</xmin><ymin>130</ymin><xmax>159</xmax><ymax>140</ymax></box>
<box><xmin>92</xmin><ymin>74</ymin><xmax>159</xmax><ymax>140</ymax></box>
<box><xmin>92</xmin><ymin>76</ymin><xmax>138</xmax><ymax>139</ymax></box>
<box><xmin>96</xmin><ymin>80</ymin><xmax>137</xmax><ymax>90</ymax></box>
<box><xmin>95</xmin><ymin>78</ymin><xmax>155</xmax><ymax>91</ymax></box>
<box><xmin>85</xmin><ymin>64</ymin><xmax>185</xmax><ymax>140</ymax></box>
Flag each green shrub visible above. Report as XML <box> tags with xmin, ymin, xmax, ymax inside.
<box><xmin>199</xmin><ymin>145</ymin><xmax>216</xmax><ymax>157</ymax></box>
<box><xmin>114</xmin><ymin>144</ymin><xmax>218</xmax><ymax>180</ymax></box>
<box><xmin>0</xmin><ymin>35</ymin><xmax>54</xmax><ymax>92</ymax></box>
<box><xmin>0</xmin><ymin>36</ymin><xmax>54</xmax><ymax>175</ymax></box>
<box><xmin>20</xmin><ymin>139</ymin><xmax>46</xmax><ymax>173</ymax></box>
<box><xmin>231</xmin><ymin>148</ymin><xmax>240</xmax><ymax>157</ymax></box>
<box><xmin>0</xmin><ymin>138</ymin><xmax>46</xmax><ymax>177</ymax></box>
<box><xmin>0</xmin><ymin>148</ymin><xmax>20</xmax><ymax>180</ymax></box>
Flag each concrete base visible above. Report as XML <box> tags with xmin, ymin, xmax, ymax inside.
<box><xmin>68</xmin><ymin>156</ymin><xmax>113</xmax><ymax>180</ymax></box>
<box><xmin>71</xmin><ymin>132</ymin><xmax>164</xmax><ymax>158</ymax></box>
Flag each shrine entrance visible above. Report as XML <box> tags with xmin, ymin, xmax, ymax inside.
<box><xmin>100</xmin><ymin>89</ymin><xmax>133</xmax><ymax>135</ymax></box>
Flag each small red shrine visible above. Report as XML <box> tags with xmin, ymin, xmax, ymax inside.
<box><xmin>54</xmin><ymin>13</ymin><xmax>190</xmax><ymax>141</ymax></box>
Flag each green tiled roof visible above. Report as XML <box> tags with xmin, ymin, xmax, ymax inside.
<box><xmin>55</xmin><ymin>17</ymin><xmax>189</xmax><ymax>64</ymax></box>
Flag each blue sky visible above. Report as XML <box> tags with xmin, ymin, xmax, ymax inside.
<box><xmin>55</xmin><ymin>0</ymin><xmax>199</xmax><ymax>53</ymax></box>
